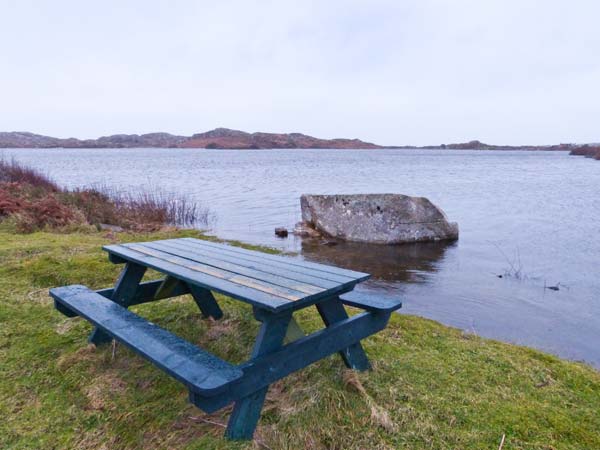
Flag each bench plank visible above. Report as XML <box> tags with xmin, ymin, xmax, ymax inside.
<box><xmin>339</xmin><ymin>292</ymin><xmax>403</xmax><ymax>313</ymax></box>
<box><xmin>50</xmin><ymin>285</ymin><xmax>242</xmax><ymax>395</ymax></box>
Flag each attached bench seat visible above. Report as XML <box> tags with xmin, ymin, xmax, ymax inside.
<box><xmin>339</xmin><ymin>292</ymin><xmax>402</xmax><ymax>313</ymax></box>
<box><xmin>50</xmin><ymin>285</ymin><xmax>243</xmax><ymax>397</ymax></box>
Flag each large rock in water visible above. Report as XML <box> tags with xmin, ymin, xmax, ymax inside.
<box><xmin>300</xmin><ymin>194</ymin><xmax>459</xmax><ymax>244</ymax></box>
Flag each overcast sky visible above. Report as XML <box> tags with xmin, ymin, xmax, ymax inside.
<box><xmin>1</xmin><ymin>0</ymin><xmax>599</xmax><ymax>145</ymax></box>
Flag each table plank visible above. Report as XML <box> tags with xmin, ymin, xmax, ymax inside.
<box><xmin>142</xmin><ymin>241</ymin><xmax>326</xmax><ymax>295</ymax></box>
<box><xmin>165</xmin><ymin>240</ymin><xmax>352</xmax><ymax>284</ymax></box>
<box><xmin>180</xmin><ymin>238</ymin><xmax>369</xmax><ymax>279</ymax></box>
<box><xmin>155</xmin><ymin>240</ymin><xmax>344</xmax><ymax>288</ymax></box>
<box><xmin>169</xmin><ymin>239</ymin><xmax>355</xmax><ymax>284</ymax></box>
<box><xmin>124</xmin><ymin>244</ymin><xmax>306</xmax><ymax>301</ymax></box>
<box><xmin>104</xmin><ymin>244</ymin><xmax>291</xmax><ymax>310</ymax></box>
<box><xmin>175</xmin><ymin>238</ymin><xmax>370</xmax><ymax>282</ymax></box>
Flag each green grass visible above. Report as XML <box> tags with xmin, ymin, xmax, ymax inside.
<box><xmin>1</xmin><ymin>230</ymin><xmax>599</xmax><ymax>449</ymax></box>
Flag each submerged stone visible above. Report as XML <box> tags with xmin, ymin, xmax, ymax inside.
<box><xmin>300</xmin><ymin>194</ymin><xmax>459</xmax><ymax>245</ymax></box>
<box><xmin>274</xmin><ymin>227</ymin><xmax>289</xmax><ymax>237</ymax></box>
<box><xmin>292</xmin><ymin>221</ymin><xmax>322</xmax><ymax>238</ymax></box>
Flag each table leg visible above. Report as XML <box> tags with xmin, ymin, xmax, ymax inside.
<box><xmin>316</xmin><ymin>297</ymin><xmax>371</xmax><ymax>371</ymax></box>
<box><xmin>187</xmin><ymin>284</ymin><xmax>223</xmax><ymax>320</ymax></box>
<box><xmin>225</xmin><ymin>309</ymin><xmax>292</xmax><ymax>440</ymax></box>
<box><xmin>88</xmin><ymin>262</ymin><xmax>147</xmax><ymax>346</ymax></box>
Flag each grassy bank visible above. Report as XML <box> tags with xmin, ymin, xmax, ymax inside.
<box><xmin>1</xmin><ymin>229</ymin><xmax>599</xmax><ymax>449</ymax></box>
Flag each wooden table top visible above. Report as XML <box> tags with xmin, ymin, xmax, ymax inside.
<box><xmin>103</xmin><ymin>238</ymin><xmax>370</xmax><ymax>312</ymax></box>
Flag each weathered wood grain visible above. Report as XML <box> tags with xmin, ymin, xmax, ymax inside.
<box><xmin>156</xmin><ymin>239</ymin><xmax>356</xmax><ymax>285</ymax></box>
<box><xmin>178</xmin><ymin>238</ymin><xmax>370</xmax><ymax>280</ymax></box>
<box><xmin>103</xmin><ymin>244</ymin><xmax>291</xmax><ymax>310</ymax></box>
<box><xmin>125</xmin><ymin>244</ymin><xmax>306</xmax><ymax>301</ymax></box>
<box><xmin>143</xmin><ymin>240</ymin><xmax>326</xmax><ymax>295</ymax></box>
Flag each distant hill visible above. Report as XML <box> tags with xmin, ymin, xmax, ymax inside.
<box><xmin>1</xmin><ymin>131</ymin><xmax>598</xmax><ymax>160</ymax></box>
<box><xmin>0</xmin><ymin>128</ymin><xmax>380</xmax><ymax>149</ymax></box>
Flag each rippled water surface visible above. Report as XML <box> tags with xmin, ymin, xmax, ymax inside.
<box><xmin>5</xmin><ymin>148</ymin><xmax>600</xmax><ymax>367</ymax></box>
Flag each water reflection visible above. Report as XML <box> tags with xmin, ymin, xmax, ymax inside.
<box><xmin>300</xmin><ymin>238</ymin><xmax>454</xmax><ymax>283</ymax></box>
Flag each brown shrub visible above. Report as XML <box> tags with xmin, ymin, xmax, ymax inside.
<box><xmin>0</xmin><ymin>181</ymin><xmax>86</xmax><ymax>232</ymax></box>
<box><xmin>0</xmin><ymin>186</ymin><xmax>25</xmax><ymax>215</ymax></box>
<box><xmin>61</xmin><ymin>189</ymin><xmax>120</xmax><ymax>226</ymax></box>
<box><xmin>0</xmin><ymin>158</ymin><xmax>58</xmax><ymax>191</ymax></box>
<box><xmin>0</xmin><ymin>158</ymin><xmax>211</xmax><ymax>232</ymax></box>
<box><xmin>27</xmin><ymin>195</ymin><xmax>80</xmax><ymax>228</ymax></box>
<box><xmin>570</xmin><ymin>145</ymin><xmax>600</xmax><ymax>157</ymax></box>
<box><xmin>64</xmin><ymin>186</ymin><xmax>209</xmax><ymax>231</ymax></box>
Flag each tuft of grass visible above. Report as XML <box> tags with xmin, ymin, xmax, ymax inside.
<box><xmin>64</xmin><ymin>184</ymin><xmax>213</xmax><ymax>231</ymax></box>
<box><xmin>0</xmin><ymin>158</ymin><xmax>210</xmax><ymax>232</ymax></box>
<box><xmin>1</xmin><ymin>230</ymin><xmax>599</xmax><ymax>449</ymax></box>
<box><xmin>0</xmin><ymin>157</ymin><xmax>58</xmax><ymax>191</ymax></box>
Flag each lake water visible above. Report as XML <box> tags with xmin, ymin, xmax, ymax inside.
<box><xmin>4</xmin><ymin>148</ymin><xmax>600</xmax><ymax>367</ymax></box>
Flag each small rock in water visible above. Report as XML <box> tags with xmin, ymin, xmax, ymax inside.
<box><xmin>292</xmin><ymin>221</ymin><xmax>322</xmax><ymax>238</ymax></box>
<box><xmin>274</xmin><ymin>227</ymin><xmax>289</xmax><ymax>238</ymax></box>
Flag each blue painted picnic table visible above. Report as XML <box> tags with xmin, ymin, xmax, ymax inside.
<box><xmin>50</xmin><ymin>237</ymin><xmax>402</xmax><ymax>440</ymax></box>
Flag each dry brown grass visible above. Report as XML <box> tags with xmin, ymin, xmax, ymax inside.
<box><xmin>0</xmin><ymin>158</ymin><xmax>211</xmax><ymax>232</ymax></box>
<box><xmin>65</xmin><ymin>184</ymin><xmax>211</xmax><ymax>231</ymax></box>
<box><xmin>84</xmin><ymin>372</ymin><xmax>128</xmax><ymax>411</ymax></box>
<box><xmin>343</xmin><ymin>370</ymin><xmax>397</xmax><ymax>433</ymax></box>
<box><xmin>0</xmin><ymin>157</ymin><xmax>58</xmax><ymax>190</ymax></box>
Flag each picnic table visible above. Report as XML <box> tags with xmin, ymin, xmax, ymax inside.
<box><xmin>50</xmin><ymin>237</ymin><xmax>402</xmax><ymax>440</ymax></box>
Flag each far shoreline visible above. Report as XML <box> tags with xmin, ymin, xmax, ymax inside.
<box><xmin>1</xmin><ymin>129</ymin><xmax>598</xmax><ymax>157</ymax></box>
<box><xmin>0</xmin><ymin>145</ymin><xmax>577</xmax><ymax>152</ymax></box>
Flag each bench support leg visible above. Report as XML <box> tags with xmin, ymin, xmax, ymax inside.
<box><xmin>225</xmin><ymin>310</ymin><xmax>291</xmax><ymax>440</ymax></box>
<box><xmin>316</xmin><ymin>297</ymin><xmax>371</xmax><ymax>371</ymax></box>
<box><xmin>187</xmin><ymin>284</ymin><xmax>223</xmax><ymax>320</ymax></box>
<box><xmin>89</xmin><ymin>262</ymin><xmax>147</xmax><ymax>346</ymax></box>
